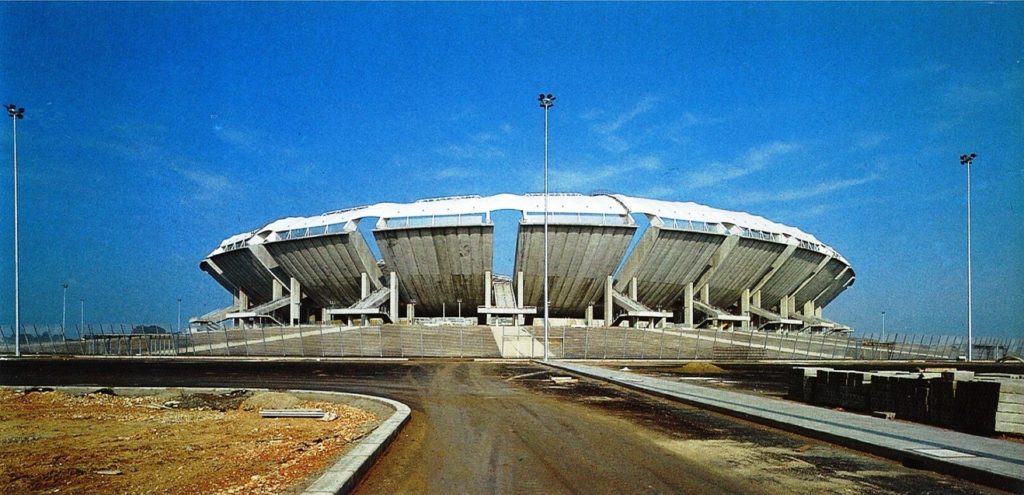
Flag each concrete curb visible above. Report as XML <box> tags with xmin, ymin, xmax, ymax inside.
<box><xmin>1</xmin><ymin>385</ymin><xmax>410</xmax><ymax>495</ymax></box>
<box><xmin>540</xmin><ymin>361</ymin><xmax>1024</xmax><ymax>493</ymax></box>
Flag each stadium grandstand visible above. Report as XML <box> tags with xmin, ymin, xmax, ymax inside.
<box><xmin>196</xmin><ymin>193</ymin><xmax>855</xmax><ymax>333</ymax></box>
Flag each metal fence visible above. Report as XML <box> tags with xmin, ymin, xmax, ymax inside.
<box><xmin>0</xmin><ymin>323</ymin><xmax>1021</xmax><ymax>361</ymax></box>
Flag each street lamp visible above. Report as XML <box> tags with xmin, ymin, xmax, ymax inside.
<box><xmin>881</xmin><ymin>311</ymin><xmax>886</xmax><ymax>341</ymax></box>
<box><xmin>457</xmin><ymin>298</ymin><xmax>462</xmax><ymax>319</ymax></box>
<box><xmin>7</xmin><ymin>104</ymin><xmax>24</xmax><ymax>356</ymax></box>
<box><xmin>538</xmin><ymin>93</ymin><xmax>555</xmax><ymax>362</ymax></box>
<box><xmin>959</xmin><ymin>152</ymin><xmax>976</xmax><ymax>361</ymax></box>
<box><xmin>62</xmin><ymin>283</ymin><xmax>69</xmax><ymax>341</ymax></box>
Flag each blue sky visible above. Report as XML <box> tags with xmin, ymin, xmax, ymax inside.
<box><xmin>0</xmin><ymin>3</ymin><xmax>1021</xmax><ymax>337</ymax></box>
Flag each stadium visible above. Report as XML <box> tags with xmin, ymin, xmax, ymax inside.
<box><xmin>196</xmin><ymin>193</ymin><xmax>855</xmax><ymax>334</ymax></box>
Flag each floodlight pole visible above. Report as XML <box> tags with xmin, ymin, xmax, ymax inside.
<box><xmin>538</xmin><ymin>93</ymin><xmax>555</xmax><ymax>362</ymax></box>
<box><xmin>177</xmin><ymin>298</ymin><xmax>182</xmax><ymax>334</ymax></box>
<box><xmin>80</xmin><ymin>299</ymin><xmax>84</xmax><ymax>334</ymax></box>
<box><xmin>7</xmin><ymin>104</ymin><xmax>24</xmax><ymax>356</ymax></box>
<box><xmin>960</xmin><ymin>153</ymin><xmax>976</xmax><ymax>361</ymax></box>
<box><xmin>880</xmin><ymin>311</ymin><xmax>886</xmax><ymax>341</ymax></box>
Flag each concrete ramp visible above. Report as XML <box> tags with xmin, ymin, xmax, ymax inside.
<box><xmin>693</xmin><ymin>300</ymin><xmax>749</xmax><ymax>327</ymax></box>
<box><xmin>329</xmin><ymin>286</ymin><xmax>394</xmax><ymax>323</ymax></box>
<box><xmin>490</xmin><ymin>326</ymin><xmax>547</xmax><ymax>358</ymax></box>
<box><xmin>191</xmin><ymin>304</ymin><xmax>238</xmax><ymax>324</ymax></box>
<box><xmin>610</xmin><ymin>290</ymin><xmax>672</xmax><ymax>326</ymax></box>
<box><xmin>247</xmin><ymin>296</ymin><xmax>291</xmax><ymax>315</ymax></box>
<box><xmin>748</xmin><ymin>305</ymin><xmax>803</xmax><ymax>330</ymax></box>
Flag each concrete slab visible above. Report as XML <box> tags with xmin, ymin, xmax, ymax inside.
<box><xmin>544</xmin><ymin>361</ymin><xmax>1024</xmax><ymax>492</ymax></box>
<box><xmin>490</xmin><ymin>326</ymin><xmax>547</xmax><ymax>358</ymax></box>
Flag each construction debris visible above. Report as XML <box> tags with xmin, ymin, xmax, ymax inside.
<box><xmin>260</xmin><ymin>409</ymin><xmax>330</xmax><ymax>419</ymax></box>
<box><xmin>550</xmin><ymin>376</ymin><xmax>578</xmax><ymax>385</ymax></box>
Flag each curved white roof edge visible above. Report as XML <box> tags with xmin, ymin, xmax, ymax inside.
<box><xmin>208</xmin><ymin>193</ymin><xmax>848</xmax><ymax>263</ymax></box>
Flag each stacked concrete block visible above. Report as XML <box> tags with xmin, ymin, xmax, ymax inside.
<box><xmin>812</xmin><ymin>370</ymin><xmax>872</xmax><ymax>411</ymax></box>
<box><xmin>867</xmin><ymin>371</ymin><xmax>906</xmax><ymax>413</ymax></box>
<box><xmin>971</xmin><ymin>375</ymin><xmax>1024</xmax><ymax>435</ymax></box>
<box><xmin>787</xmin><ymin>367</ymin><xmax>1024</xmax><ymax>437</ymax></box>
<box><xmin>893</xmin><ymin>373</ymin><xmax>942</xmax><ymax>422</ymax></box>
<box><xmin>788</xmin><ymin>366</ymin><xmax>830</xmax><ymax>403</ymax></box>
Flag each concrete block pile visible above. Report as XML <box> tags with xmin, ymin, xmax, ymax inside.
<box><xmin>788</xmin><ymin>367</ymin><xmax>1024</xmax><ymax>435</ymax></box>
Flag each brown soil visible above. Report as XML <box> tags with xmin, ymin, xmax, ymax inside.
<box><xmin>0</xmin><ymin>388</ymin><xmax>378</xmax><ymax>494</ymax></box>
<box><xmin>667</xmin><ymin>362</ymin><xmax>727</xmax><ymax>374</ymax></box>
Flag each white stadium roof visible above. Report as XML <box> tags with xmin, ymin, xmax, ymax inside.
<box><xmin>210</xmin><ymin>193</ymin><xmax>844</xmax><ymax>262</ymax></box>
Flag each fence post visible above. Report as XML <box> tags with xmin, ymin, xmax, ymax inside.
<box><xmin>43</xmin><ymin>325</ymin><xmax>57</xmax><ymax>354</ymax></box>
<box><xmin>239</xmin><ymin>325</ymin><xmax>249</xmax><ymax>357</ymax></box>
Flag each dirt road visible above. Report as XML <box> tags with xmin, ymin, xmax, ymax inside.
<box><xmin>0</xmin><ymin>359</ymin><xmax>998</xmax><ymax>494</ymax></box>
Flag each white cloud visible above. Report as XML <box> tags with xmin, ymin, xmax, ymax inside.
<box><xmin>592</xmin><ymin>96</ymin><xmax>658</xmax><ymax>135</ymax></box>
<box><xmin>435</xmin><ymin>143</ymin><xmax>505</xmax><ymax>160</ymax></box>
<box><xmin>432</xmin><ymin>167</ymin><xmax>481</xmax><ymax>180</ymax></box>
<box><xmin>737</xmin><ymin>174</ymin><xmax>880</xmax><ymax>204</ymax></box>
<box><xmin>684</xmin><ymin>141</ymin><xmax>800</xmax><ymax>188</ymax></box>
<box><xmin>170</xmin><ymin>164</ymin><xmax>233</xmax><ymax>199</ymax></box>
<box><xmin>551</xmin><ymin>155</ymin><xmax>661</xmax><ymax>190</ymax></box>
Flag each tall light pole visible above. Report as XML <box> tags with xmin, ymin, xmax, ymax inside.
<box><xmin>7</xmin><ymin>104</ymin><xmax>24</xmax><ymax>356</ymax></box>
<box><xmin>80</xmin><ymin>299</ymin><xmax>84</xmax><ymax>335</ymax></box>
<box><xmin>538</xmin><ymin>93</ymin><xmax>555</xmax><ymax>362</ymax></box>
<box><xmin>881</xmin><ymin>310</ymin><xmax>886</xmax><ymax>341</ymax></box>
<box><xmin>456</xmin><ymin>298</ymin><xmax>462</xmax><ymax>319</ymax></box>
<box><xmin>62</xmin><ymin>283</ymin><xmax>69</xmax><ymax>340</ymax></box>
<box><xmin>177</xmin><ymin>298</ymin><xmax>182</xmax><ymax>334</ymax></box>
<box><xmin>960</xmin><ymin>152</ymin><xmax>976</xmax><ymax>361</ymax></box>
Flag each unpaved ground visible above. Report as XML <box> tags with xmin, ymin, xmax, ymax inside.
<box><xmin>0</xmin><ymin>359</ymin><xmax>1005</xmax><ymax>494</ymax></box>
<box><xmin>0</xmin><ymin>388</ymin><xmax>378</xmax><ymax>494</ymax></box>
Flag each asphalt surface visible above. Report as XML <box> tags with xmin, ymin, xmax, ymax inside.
<box><xmin>0</xmin><ymin>358</ymin><xmax>1005</xmax><ymax>494</ymax></box>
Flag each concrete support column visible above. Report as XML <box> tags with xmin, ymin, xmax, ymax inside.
<box><xmin>604</xmin><ymin>275</ymin><xmax>614</xmax><ymax>327</ymax></box>
<box><xmin>484</xmin><ymin>270</ymin><xmax>492</xmax><ymax>325</ymax></box>
<box><xmin>234</xmin><ymin>290</ymin><xmax>249</xmax><ymax>310</ymax></box>
<box><xmin>700</xmin><ymin>284</ymin><xmax>710</xmax><ymax>304</ymax></box>
<box><xmin>272</xmin><ymin>279</ymin><xmax>283</xmax><ymax>300</ymax></box>
<box><xmin>321</xmin><ymin>308</ymin><xmax>329</xmax><ymax>324</ymax></box>
<box><xmin>779</xmin><ymin>297</ymin><xmax>789</xmax><ymax>318</ymax></box>
<box><xmin>389</xmin><ymin>272</ymin><xmax>399</xmax><ymax>322</ymax></box>
<box><xmin>289</xmin><ymin>278</ymin><xmax>301</xmax><ymax>326</ymax></box>
<box><xmin>752</xmin><ymin>290</ymin><xmax>761</xmax><ymax>309</ymax></box>
<box><xmin>586</xmin><ymin>303</ymin><xmax>594</xmax><ymax>327</ymax></box>
<box><xmin>684</xmin><ymin>282</ymin><xmax>694</xmax><ymax>327</ymax></box>
<box><xmin>361</xmin><ymin>272</ymin><xmax>369</xmax><ymax>299</ymax></box>
<box><xmin>788</xmin><ymin>296</ymin><xmax>797</xmax><ymax>316</ymax></box>
<box><xmin>629</xmin><ymin>277</ymin><xmax>638</xmax><ymax>300</ymax></box>
<box><xmin>658</xmin><ymin>317</ymin><xmax>667</xmax><ymax>328</ymax></box>
<box><xmin>815</xmin><ymin>306</ymin><xmax>822</xmax><ymax>318</ymax></box>
<box><xmin>803</xmin><ymin>300</ymin><xmax>814</xmax><ymax>316</ymax></box>
<box><xmin>741</xmin><ymin>288</ymin><xmax>751</xmax><ymax>330</ymax></box>
<box><xmin>517</xmin><ymin>270</ymin><xmax>525</xmax><ymax>325</ymax></box>
<box><xmin>406</xmin><ymin>303</ymin><xmax>415</xmax><ymax>321</ymax></box>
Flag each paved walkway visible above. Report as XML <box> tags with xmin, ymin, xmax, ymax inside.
<box><xmin>546</xmin><ymin>361</ymin><xmax>1024</xmax><ymax>492</ymax></box>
